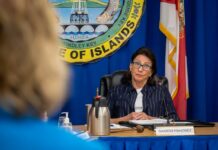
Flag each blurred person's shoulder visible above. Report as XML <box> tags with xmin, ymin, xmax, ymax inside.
<box><xmin>0</xmin><ymin>110</ymin><xmax>107</xmax><ymax>150</ymax></box>
<box><xmin>41</xmin><ymin>121</ymin><xmax>107</xmax><ymax>150</ymax></box>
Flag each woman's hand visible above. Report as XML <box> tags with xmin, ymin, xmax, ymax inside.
<box><xmin>124</xmin><ymin>112</ymin><xmax>154</xmax><ymax>120</ymax></box>
<box><xmin>133</xmin><ymin>112</ymin><xmax>154</xmax><ymax>120</ymax></box>
<box><xmin>110</xmin><ymin>112</ymin><xmax>155</xmax><ymax>124</ymax></box>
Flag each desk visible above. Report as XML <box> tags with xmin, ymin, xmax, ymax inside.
<box><xmin>75</xmin><ymin>123</ymin><xmax>218</xmax><ymax>150</ymax></box>
<box><xmin>75</xmin><ymin>123</ymin><xmax>218</xmax><ymax>136</ymax></box>
<box><xmin>108</xmin><ymin>123</ymin><xmax>218</xmax><ymax>137</ymax></box>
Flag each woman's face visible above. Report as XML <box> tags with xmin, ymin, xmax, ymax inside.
<box><xmin>129</xmin><ymin>54</ymin><xmax>153</xmax><ymax>84</ymax></box>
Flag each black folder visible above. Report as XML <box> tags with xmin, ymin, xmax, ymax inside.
<box><xmin>119</xmin><ymin>120</ymin><xmax>215</xmax><ymax>131</ymax></box>
<box><xmin>167</xmin><ymin>120</ymin><xmax>215</xmax><ymax>127</ymax></box>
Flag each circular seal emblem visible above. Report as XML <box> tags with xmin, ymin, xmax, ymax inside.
<box><xmin>50</xmin><ymin>0</ymin><xmax>145</xmax><ymax>63</ymax></box>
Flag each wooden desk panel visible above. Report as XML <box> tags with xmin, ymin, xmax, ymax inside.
<box><xmin>74</xmin><ymin>123</ymin><xmax>218</xmax><ymax>137</ymax></box>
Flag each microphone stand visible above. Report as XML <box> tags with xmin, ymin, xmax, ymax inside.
<box><xmin>159</xmin><ymin>92</ymin><xmax>171</xmax><ymax>125</ymax></box>
<box><xmin>162</xmin><ymin>96</ymin><xmax>170</xmax><ymax>124</ymax></box>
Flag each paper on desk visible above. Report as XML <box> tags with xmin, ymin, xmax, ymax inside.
<box><xmin>129</xmin><ymin>118</ymin><xmax>168</xmax><ymax>125</ymax></box>
<box><xmin>170</xmin><ymin>121</ymin><xmax>192</xmax><ymax>124</ymax></box>
<box><xmin>76</xmin><ymin>131</ymin><xmax>90</xmax><ymax>140</ymax></box>
<box><xmin>110</xmin><ymin>123</ymin><xmax>130</xmax><ymax>129</ymax></box>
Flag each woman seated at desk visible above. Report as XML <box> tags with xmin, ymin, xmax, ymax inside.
<box><xmin>108</xmin><ymin>47</ymin><xmax>179</xmax><ymax>124</ymax></box>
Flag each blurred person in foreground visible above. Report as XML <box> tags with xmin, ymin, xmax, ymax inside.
<box><xmin>108</xmin><ymin>48</ymin><xmax>179</xmax><ymax>124</ymax></box>
<box><xmin>0</xmin><ymin>0</ymin><xmax>106</xmax><ymax>149</ymax></box>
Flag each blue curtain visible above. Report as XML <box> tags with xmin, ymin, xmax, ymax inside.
<box><xmin>53</xmin><ymin>0</ymin><xmax>218</xmax><ymax>124</ymax></box>
<box><xmin>185</xmin><ymin>0</ymin><xmax>218</xmax><ymax>121</ymax></box>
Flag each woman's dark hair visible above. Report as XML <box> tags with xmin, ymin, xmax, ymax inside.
<box><xmin>123</xmin><ymin>47</ymin><xmax>157</xmax><ymax>85</ymax></box>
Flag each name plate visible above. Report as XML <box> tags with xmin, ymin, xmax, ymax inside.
<box><xmin>155</xmin><ymin>126</ymin><xmax>195</xmax><ymax>136</ymax></box>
